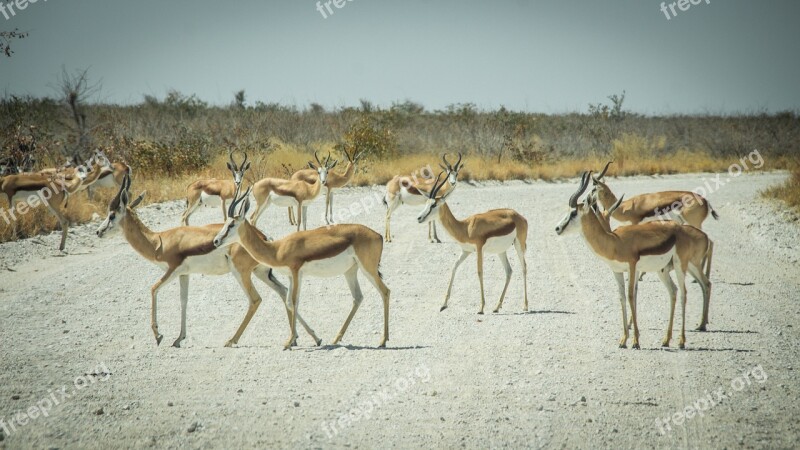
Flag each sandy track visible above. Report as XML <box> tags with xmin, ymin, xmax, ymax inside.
<box><xmin>0</xmin><ymin>172</ymin><xmax>798</xmax><ymax>449</ymax></box>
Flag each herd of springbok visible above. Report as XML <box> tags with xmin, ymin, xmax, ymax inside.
<box><xmin>1</xmin><ymin>151</ymin><xmax>719</xmax><ymax>350</ymax></box>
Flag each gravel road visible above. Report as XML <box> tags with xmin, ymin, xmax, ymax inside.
<box><xmin>0</xmin><ymin>171</ymin><xmax>798</xmax><ymax>449</ymax></box>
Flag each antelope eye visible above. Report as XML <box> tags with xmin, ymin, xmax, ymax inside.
<box><xmin>570</xmin><ymin>210</ymin><xmax>577</xmax><ymax>218</ymax></box>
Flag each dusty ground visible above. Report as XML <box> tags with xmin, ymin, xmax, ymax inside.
<box><xmin>0</xmin><ymin>171</ymin><xmax>798</xmax><ymax>449</ymax></box>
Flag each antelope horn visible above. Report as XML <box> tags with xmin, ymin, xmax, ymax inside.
<box><xmin>596</xmin><ymin>161</ymin><xmax>613</xmax><ymax>181</ymax></box>
<box><xmin>569</xmin><ymin>172</ymin><xmax>591</xmax><ymax>208</ymax></box>
<box><xmin>228</xmin><ymin>184</ymin><xmax>243</xmax><ymax>218</ymax></box>
<box><xmin>325</xmin><ymin>151</ymin><xmax>332</xmax><ymax>166</ymax></box>
<box><xmin>314</xmin><ymin>151</ymin><xmax>322</xmax><ymax>166</ymax></box>
<box><xmin>608</xmin><ymin>194</ymin><xmax>624</xmax><ymax>217</ymax></box>
<box><xmin>431</xmin><ymin>171</ymin><xmax>448</xmax><ymax>198</ymax></box>
<box><xmin>455</xmin><ymin>152</ymin><xmax>462</xmax><ymax>169</ymax></box>
<box><xmin>241</xmin><ymin>152</ymin><xmax>249</xmax><ymax>169</ymax></box>
<box><xmin>228</xmin><ymin>150</ymin><xmax>237</xmax><ymax>168</ymax></box>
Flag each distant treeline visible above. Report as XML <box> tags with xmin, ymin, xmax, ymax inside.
<box><xmin>2</xmin><ymin>92</ymin><xmax>798</xmax><ymax>176</ymax></box>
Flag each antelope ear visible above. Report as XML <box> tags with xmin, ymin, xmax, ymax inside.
<box><xmin>227</xmin><ymin>162</ymin><xmax>235</xmax><ymax>171</ymax></box>
<box><xmin>130</xmin><ymin>191</ymin><xmax>147</xmax><ymax>209</ymax></box>
<box><xmin>308</xmin><ymin>161</ymin><xmax>316</xmax><ymax>169</ymax></box>
<box><xmin>439</xmin><ymin>163</ymin><xmax>448</xmax><ymax>171</ymax></box>
<box><xmin>242</xmin><ymin>161</ymin><xmax>251</xmax><ymax>171</ymax></box>
<box><xmin>120</xmin><ymin>189</ymin><xmax>130</xmax><ymax>207</ymax></box>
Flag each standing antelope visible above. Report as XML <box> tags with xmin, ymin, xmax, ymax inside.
<box><xmin>416</xmin><ymin>171</ymin><xmax>529</xmax><ymax>314</ymax></box>
<box><xmin>288</xmin><ymin>148</ymin><xmax>365</xmax><ymax>225</ymax></box>
<box><xmin>249</xmin><ymin>152</ymin><xmax>335</xmax><ymax>231</ymax></box>
<box><xmin>2</xmin><ymin>160</ymin><xmax>104</xmax><ymax>250</ymax></box>
<box><xmin>96</xmin><ymin>175</ymin><xmax>321</xmax><ymax>348</ymax></box>
<box><xmin>181</xmin><ymin>152</ymin><xmax>251</xmax><ymax>225</ymax></box>
<box><xmin>384</xmin><ymin>153</ymin><xmax>463</xmax><ymax>243</ymax></box>
<box><xmin>555</xmin><ymin>172</ymin><xmax>712</xmax><ymax>349</ymax></box>
<box><xmin>213</xmin><ymin>186</ymin><xmax>390</xmax><ymax>350</ymax></box>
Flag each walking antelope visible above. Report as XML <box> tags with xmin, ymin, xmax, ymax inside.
<box><xmin>214</xmin><ymin>186</ymin><xmax>390</xmax><ymax>350</ymax></box>
<box><xmin>416</xmin><ymin>171</ymin><xmax>529</xmax><ymax>314</ymax></box>
<box><xmin>181</xmin><ymin>152</ymin><xmax>251</xmax><ymax>225</ymax></box>
<box><xmin>2</xmin><ymin>160</ymin><xmax>104</xmax><ymax>250</ymax></box>
<box><xmin>249</xmin><ymin>152</ymin><xmax>335</xmax><ymax>231</ymax></box>
<box><xmin>555</xmin><ymin>172</ymin><xmax>712</xmax><ymax>349</ymax></box>
<box><xmin>384</xmin><ymin>153</ymin><xmax>464</xmax><ymax>243</ymax></box>
<box><xmin>592</xmin><ymin>161</ymin><xmax>717</xmax><ymax>277</ymax></box>
<box><xmin>593</xmin><ymin>192</ymin><xmax>712</xmax><ymax>332</ymax></box>
<box><xmin>288</xmin><ymin>148</ymin><xmax>365</xmax><ymax>225</ymax></box>
<box><xmin>96</xmin><ymin>175</ymin><xmax>321</xmax><ymax>348</ymax></box>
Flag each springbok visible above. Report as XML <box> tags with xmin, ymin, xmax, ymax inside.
<box><xmin>383</xmin><ymin>153</ymin><xmax>464</xmax><ymax>243</ymax></box>
<box><xmin>555</xmin><ymin>172</ymin><xmax>712</xmax><ymax>349</ymax></box>
<box><xmin>213</xmin><ymin>186</ymin><xmax>390</xmax><ymax>350</ymax></box>
<box><xmin>96</xmin><ymin>175</ymin><xmax>321</xmax><ymax>348</ymax></box>
<box><xmin>181</xmin><ymin>152</ymin><xmax>251</xmax><ymax>225</ymax></box>
<box><xmin>288</xmin><ymin>148</ymin><xmax>365</xmax><ymax>225</ymax></box>
<box><xmin>249</xmin><ymin>152</ymin><xmax>335</xmax><ymax>231</ymax></box>
<box><xmin>2</xmin><ymin>160</ymin><xmax>104</xmax><ymax>250</ymax></box>
<box><xmin>416</xmin><ymin>171</ymin><xmax>529</xmax><ymax>314</ymax></box>
<box><xmin>591</xmin><ymin>160</ymin><xmax>717</xmax><ymax>277</ymax></box>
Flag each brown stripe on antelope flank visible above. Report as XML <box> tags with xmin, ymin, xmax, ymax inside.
<box><xmin>177</xmin><ymin>240</ymin><xmax>219</xmax><ymax>259</ymax></box>
<box><xmin>639</xmin><ymin>234</ymin><xmax>676</xmax><ymax>256</ymax></box>
<box><xmin>405</xmin><ymin>185</ymin><xmax>423</xmax><ymax>196</ymax></box>
<box><xmin>484</xmin><ymin>221</ymin><xmax>516</xmax><ymax>240</ymax></box>
<box><xmin>201</xmin><ymin>185</ymin><xmax>225</xmax><ymax>196</ymax></box>
<box><xmin>306</xmin><ymin>238</ymin><xmax>351</xmax><ymax>262</ymax></box>
<box><xmin>641</xmin><ymin>198</ymin><xmax>693</xmax><ymax>218</ymax></box>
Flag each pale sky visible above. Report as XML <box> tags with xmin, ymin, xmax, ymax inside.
<box><xmin>1</xmin><ymin>0</ymin><xmax>799</xmax><ymax>114</ymax></box>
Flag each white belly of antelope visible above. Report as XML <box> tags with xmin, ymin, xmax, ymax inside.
<box><xmin>174</xmin><ymin>251</ymin><xmax>231</xmax><ymax>276</ymax></box>
<box><xmin>398</xmin><ymin>188</ymin><xmax>427</xmax><ymax>206</ymax></box>
<box><xmin>11</xmin><ymin>190</ymin><xmax>43</xmax><ymax>207</ymax></box>
<box><xmin>93</xmin><ymin>175</ymin><xmax>118</xmax><ymax>189</ymax></box>
<box><xmin>269</xmin><ymin>193</ymin><xmax>299</xmax><ymax>208</ymax></box>
<box><xmin>199</xmin><ymin>192</ymin><xmax>223</xmax><ymax>208</ymax></box>
<box><xmin>458</xmin><ymin>230</ymin><xmax>517</xmax><ymax>254</ymax></box>
<box><xmin>275</xmin><ymin>247</ymin><xmax>357</xmax><ymax>278</ymax></box>
<box><xmin>598</xmin><ymin>250</ymin><xmax>675</xmax><ymax>274</ymax></box>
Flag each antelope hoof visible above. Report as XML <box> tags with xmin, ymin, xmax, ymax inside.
<box><xmin>632</xmin><ymin>343</ymin><xmax>641</xmax><ymax>350</ymax></box>
<box><xmin>618</xmin><ymin>339</ymin><xmax>627</xmax><ymax>348</ymax></box>
<box><xmin>172</xmin><ymin>339</ymin><xmax>183</xmax><ymax>348</ymax></box>
<box><xmin>695</xmin><ymin>324</ymin><xmax>707</xmax><ymax>331</ymax></box>
<box><xmin>315</xmin><ymin>338</ymin><xmax>323</xmax><ymax>346</ymax></box>
<box><xmin>477</xmin><ymin>311</ymin><xmax>484</xmax><ymax>315</ymax></box>
<box><xmin>492</xmin><ymin>308</ymin><xmax>500</xmax><ymax>314</ymax></box>
<box><xmin>332</xmin><ymin>335</ymin><xmax>342</xmax><ymax>346</ymax></box>
<box><xmin>440</xmin><ymin>305</ymin><xmax>447</xmax><ymax>312</ymax></box>
<box><xmin>661</xmin><ymin>340</ymin><xmax>670</xmax><ymax>347</ymax></box>
<box><xmin>155</xmin><ymin>334</ymin><xmax>164</xmax><ymax>346</ymax></box>
<box><xmin>378</xmin><ymin>339</ymin><xmax>387</xmax><ymax>348</ymax></box>
<box><xmin>224</xmin><ymin>340</ymin><xmax>235</xmax><ymax>348</ymax></box>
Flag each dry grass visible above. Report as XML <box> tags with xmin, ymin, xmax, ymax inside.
<box><xmin>763</xmin><ymin>161</ymin><xmax>800</xmax><ymax>210</ymax></box>
<box><xmin>0</xmin><ymin>143</ymin><xmax>790</xmax><ymax>245</ymax></box>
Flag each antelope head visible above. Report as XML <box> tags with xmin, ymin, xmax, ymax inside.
<box><xmin>96</xmin><ymin>174</ymin><xmax>145</xmax><ymax>238</ymax></box>
<box><xmin>226</xmin><ymin>151</ymin><xmax>251</xmax><ymax>186</ymax></box>
<box><xmin>590</xmin><ymin>160</ymin><xmax>613</xmax><ymax>197</ymax></box>
<box><xmin>555</xmin><ymin>171</ymin><xmax>593</xmax><ymax>236</ymax></box>
<box><xmin>417</xmin><ymin>171</ymin><xmax>457</xmax><ymax>224</ymax></box>
<box><xmin>309</xmin><ymin>151</ymin><xmax>337</xmax><ymax>186</ymax></box>
<box><xmin>214</xmin><ymin>185</ymin><xmax>252</xmax><ymax>248</ymax></box>
<box><xmin>440</xmin><ymin>152</ymin><xmax>464</xmax><ymax>186</ymax></box>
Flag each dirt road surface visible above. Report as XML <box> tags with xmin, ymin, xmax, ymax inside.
<box><xmin>1</xmin><ymin>172</ymin><xmax>798</xmax><ymax>449</ymax></box>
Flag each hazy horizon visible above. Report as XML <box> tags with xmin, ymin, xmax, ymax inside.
<box><xmin>1</xmin><ymin>0</ymin><xmax>799</xmax><ymax>114</ymax></box>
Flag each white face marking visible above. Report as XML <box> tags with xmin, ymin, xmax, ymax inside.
<box><xmin>213</xmin><ymin>218</ymin><xmax>241</xmax><ymax>248</ymax></box>
<box><xmin>317</xmin><ymin>166</ymin><xmax>329</xmax><ymax>185</ymax></box>
<box><xmin>417</xmin><ymin>199</ymin><xmax>438</xmax><ymax>224</ymax></box>
<box><xmin>555</xmin><ymin>209</ymin><xmax>579</xmax><ymax>235</ymax></box>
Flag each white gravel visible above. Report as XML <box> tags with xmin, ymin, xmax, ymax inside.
<box><xmin>0</xmin><ymin>171</ymin><xmax>798</xmax><ymax>449</ymax></box>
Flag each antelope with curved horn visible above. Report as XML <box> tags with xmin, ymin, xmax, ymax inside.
<box><xmin>249</xmin><ymin>151</ymin><xmax>335</xmax><ymax>231</ymax></box>
<box><xmin>288</xmin><ymin>147</ymin><xmax>366</xmax><ymax>225</ymax></box>
<box><xmin>591</xmin><ymin>160</ymin><xmax>717</xmax><ymax>278</ymax></box>
<box><xmin>181</xmin><ymin>152</ymin><xmax>251</xmax><ymax>226</ymax></box>
<box><xmin>96</xmin><ymin>174</ymin><xmax>321</xmax><ymax>348</ymax></box>
<box><xmin>383</xmin><ymin>153</ymin><xmax>464</xmax><ymax>243</ymax></box>
<box><xmin>213</xmin><ymin>186</ymin><xmax>391</xmax><ymax>349</ymax></box>
<box><xmin>2</xmin><ymin>158</ymin><xmax>104</xmax><ymax>250</ymax></box>
<box><xmin>417</xmin><ymin>170</ymin><xmax>528</xmax><ymax>314</ymax></box>
<box><xmin>555</xmin><ymin>172</ymin><xmax>712</xmax><ymax>349</ymax></box>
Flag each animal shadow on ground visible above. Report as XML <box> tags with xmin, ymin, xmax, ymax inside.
<box><xmin>494</xmin><ymin>309</ymin><xmax>575</xmax><ymax>316</ymax></box>
<box><xmin>304</xmin><ymin>344</ymin><xmax>431</xmax><ymax>352</ymax></box>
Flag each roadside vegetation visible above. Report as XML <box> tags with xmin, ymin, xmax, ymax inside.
<box><xmin>2</xmin><ymin>74</ymin><xmax>798</xmax><ymax>242</ymax></box>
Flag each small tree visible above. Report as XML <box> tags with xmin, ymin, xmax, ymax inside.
<box><xmin>234</xmin><ymin>90</ymin><xmax>246</xmax><ymax>109</ymax></box>
<box><xmin>1</xmin><ymin>29</ymin><xmax>27</xmax><ymax>57</ymax></box>
<box><xmin>56</xmin><ymin>67</ymin><xmax>101</xmax><ymax>162</ymax></box>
